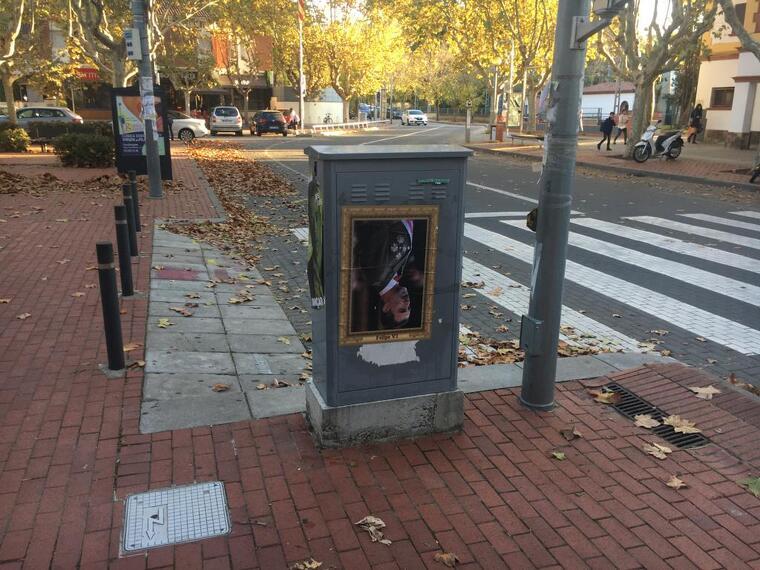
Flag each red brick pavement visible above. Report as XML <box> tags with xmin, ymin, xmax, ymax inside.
<box><xmin>1</xmin><ymin>148</ymin><xmax>760</xmax><ymax>569</ymax></box>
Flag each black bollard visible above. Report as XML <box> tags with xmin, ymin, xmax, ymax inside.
<box><xmin>114</xmin><ymin>205</ymin><xmax>134</xmax><ymax>297</ymax></box>
<box><xmin>122</xmin><ymin>183</ymin><xmax>138</xmax><ymax>257</ymax></box>
<box><xmin>96</xmin><ymin>242</ymin><xmax>125</xmax><ymax>370</ymax></box>
<box><xmin>129</xmin><ymin>177</ymin><xmax>141</xmax><ymax>233</ymax></box>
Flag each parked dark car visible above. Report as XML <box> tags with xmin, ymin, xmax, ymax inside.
<box><xmin>253</xmin><ymin>110</ymin><xmax>288</xmax><ymax>136</ymax></box>
<box><xmin>390</xmin><ymin>109</ymin><xmax>403</xmax><ymax>120</ymax></box>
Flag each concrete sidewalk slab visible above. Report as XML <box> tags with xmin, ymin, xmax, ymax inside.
<box><xmin>146</xmin><ymin>332</ymin><xmax>231</xmax><ymax>352</ymax></box>
<box><xmin>145</xmin><ymin>350</ymin><xmax>236</xmax><ymax>374</ymax></box>
<box><xmin>143</xmin><ymin>372</ymin><xmax>242</xmax><ymax>400</ymax></box>
<box><xmin>228</xmin><ymin>334</ymin><xmax>304</xmax><ymax>353</ymax></box>
<box><xmin>139</xmin><ymin>392</ymin><xmax>251</xmax><ymax>433</ymax></box>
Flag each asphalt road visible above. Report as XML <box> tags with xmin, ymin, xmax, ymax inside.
<box><xmin>209</xmin><ymin>122</ymin><xmax>760</xmax><ymax>386</ymax></box>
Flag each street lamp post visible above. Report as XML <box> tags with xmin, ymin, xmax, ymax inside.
<box><xmin>235</xmin><ymin>78</ymin><xmax>252</xmax><ymax>124</ymax></box>
<box><xmin>519</xmin><ymin>0</ymin><xmax>628</xmax><ymax>410</ymax></box>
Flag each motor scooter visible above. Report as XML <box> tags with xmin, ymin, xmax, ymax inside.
<box><xmin>633</xmin><ymin>120</ymin><xmax>684</xmax><ymax>163</ymax></box>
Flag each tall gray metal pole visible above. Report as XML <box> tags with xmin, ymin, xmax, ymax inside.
<box><xmin>298</xmin><ymin>17</ymin><xmax>305</xmax><ymax>129</ymax></box>
<box><xmin>506</xmin><ymin>42</ymin><xmax>514</xmax><ymax>133</ymax></box>
<box><xmin>519</xmin><ymin>0</ymin><xmax>591</xmax><ymax>409</ymax></box>
<box><xmin>132</xmin><ymin>0</ymin><xmax>163</xmax><ymax>199</ymax></box>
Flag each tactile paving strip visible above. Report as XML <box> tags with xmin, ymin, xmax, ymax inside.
<box><xmin>122</xmin><ymin>481</ymin><xmax>230</xmax><ymax>552</ymax></box>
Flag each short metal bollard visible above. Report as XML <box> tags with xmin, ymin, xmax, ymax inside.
<box><xmin>114</xmin><ymin>205</ymin><xmax>134</xmax><ymax>297</ymax></box>
<box><xmin>96</xmin><ymin>242</ymin><xmax>125</xmax><ymax>370</ymax></box>
<box><xmin>122</xmin><ymin>183</ymin><xmax>138</xmax><ymax>257</ymax></box>
<box><xmin>128</xmin><ymin>174</ymin><xmax>141</xmax><ymax>233</ymax></box>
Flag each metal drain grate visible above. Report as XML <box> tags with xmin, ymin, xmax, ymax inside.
<box><xmin>603</xmin><ymin>383</ymin><xmax>710</xmax><ymax>449</ymax></box>
<box><xmin>122</xmin><ymin>481</ymin><xmax>230</xmax><ymax>552</ymax></box>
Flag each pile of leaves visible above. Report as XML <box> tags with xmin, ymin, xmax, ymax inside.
<box><xmin>0</xmin><ymin>169</ymin><xmax>186</xmax><ymax>196</ymax></box>
<box><xmin>188</xmin><ymin>141</ymin><xmax>296</xmax><ymax>198</ymax></box>
<box><xmin>167</xmin><ymin>142</ymin><xmax>295</xmax><ymax>268</ymax></box>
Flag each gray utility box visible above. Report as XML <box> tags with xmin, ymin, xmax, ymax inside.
<box><xmin>303</xmin><ymin>145</ymin><xmax>472</xmax><ymax>446</ymax></box>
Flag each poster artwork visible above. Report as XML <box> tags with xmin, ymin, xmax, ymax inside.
<box><xmin>340</xmin><ymin>205</ymin><xmax>438</xmax><ymax>345</ymax></box>
<box><xmin>307</xmin><ymin>177</ymin><xmax>325</xmax><ymax>308</ymax></box>
<box><xmin>115</xmin><ymin>94</ymin><xmax>166</xmax><ymax>157</ymax></box>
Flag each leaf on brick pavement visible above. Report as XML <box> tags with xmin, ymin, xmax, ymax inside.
<box><xmin>123</xmin><ymin>342</ymin><xmax>143</xmax><ymax>353</ymax></box>
<box><xmin>588</xmin><ymin>389</ymin><xmax>621</xmax><ymax>405</ymax></box>
<box><xmin>663</xmin><ymin>415</ymin><xmax>701</xmax><ymax>434</ymax></box>
<box><xmin>152</xmin><ymin>265</ymin><xmax>164</xmax><ymax>270</ymax></box>
<box><xmin>643</xmin><ymin>442</ymin><xmax>672</xmax><ymax>460</ymax></box>
<box><xmin>127</xmin><ymin>360</ymin><xmax>145</xmax><ymax>369</ymax></box>
<box><xmin>355</xmin><ymin>515</ymin><xmax>391</xmax><ymax>545</ymax></box>
<box><xmin>666</xmin><ymin>475</ymin><xmax>687</xmax><ymax>490</ymax></box>
<box><xmin>434</xmin><ymin>552</ymin><xmax>461</xmax><ymax>567</ymax></box>
<box><xmin>687</xmin><ymin>385</ymin><xmax>720</xmax><ymax>400</ymax></box>
<box><xmin>212</xmin><ymin>383</ymin><xmax>230</xmax><ymax>392</ymax></box>
<box><xmin>0</xmin><ymin>298</ymin><xmax>11</xmax><ymax>304</ymax></box>
<box><xmin>560</xmin><ymin>426</ymin><xmax>583</xmax><ymax>441</ymax></box>
<box><xmin>738</xmin><ymin>476</ymin><xmax>760</xmax><ymax>497</ymax></box>
<box><xmin>157</xmin><ymin>318</ymin><xmax>173</xmax><ymax>329</ymax></box>
<box><xmin>120</xmin><ymin>309</ymin><xmax>127</xmax><ymax>315</ymax></box>
<box><xmin>634</xmin><ymin>414</ymin><xmax>660</xmax><ymax>429</ymax></box>
<box><xmin>85</xmin><ymin>265</ymin><xmax>97</xmax><ymax>271</ymax></box>
<box><xmin>291</xmin><ymin>558</ymin><xmax>323</xmax><ymax>570</ymax></box>
<box><xmin>16</xmin><ymin>313</ymin><xmax>31</xmax><ymax>320</ymax></box>
<box><xmin>70</xmin><ymin>292</ymin><xmax>85</xmax><ymax>298</ymax></box>
<box><xmin>551</xmin><ymin>451</ymin><xmax>567</xmax><ymax>461</ymax></box>
<box><xmin>56</xmin><ymin>258</ymin><xmax>71</xmax><ymax>265</ymax></box>
<box><xmin>84</xmin><ymin>283</ymin><xmax>96</xmax><ymax>289</ymax></box>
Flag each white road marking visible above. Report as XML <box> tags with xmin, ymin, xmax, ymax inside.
<box><xmin>462</xmin><ymin>258</ymin><xmax>643</xmax><ymax>352</ymax></box>
<box><xmin>571</xmin><ymin>218</ymin><xmax>760</xmax><ymax>275</ymax></box>
<box><xmin>361</xmin><ymin>125</ymin><xmax>447</xmax><ymax>145</ymax></box>
<box><xmin>289</xmin><ymin>227</ymin><xmax>640</xmax><ymax>352</ymax></box>
<box><xmin>466</xmin><ymin>181</ymin><xmax>539</xmax><ymax>204</ymax></box>
<box><xmin>731</xmin><ymin>211</ymin><xmax>760</xmax><ymax>220</ymax></box>
<box><xmin>625</xmin><ymin>216</ymin><xmax>760</xmax><ymax>250</ymax></box>
<box><xmin>464</xmin><ymin>223</ymin><xmax>760</xmax><ymax>355</ymax></box>
<box><xmin>466</xmin><ymin>212</ymin><xmax>529</xmax><ymax>219</ymax></box>
<box><xmin>503</xmin><ymin>220</ymin><xmax>760</xmax><ymax>307</ymax></box>
<box><xmin>679</xmin><ymin>213</ymin><xmax>760</xmax><ymax>233</ymax></box>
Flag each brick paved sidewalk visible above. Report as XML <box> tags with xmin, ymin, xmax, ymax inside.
<box><xmin>467</xmin><ymin>140</ymin><xmax>756</xmax><ymax>189</ymax></box>
<box><xmin>1</xmin><ymin>147</ymin><xmax>759</xmax><ymax>569</ymax></box>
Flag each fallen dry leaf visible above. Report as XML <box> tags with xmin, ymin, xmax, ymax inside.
<box><xmin>169</xmin><ymin>306</ymin><xmax>193</xmax><ymax>317</ymax></box>
<box><xmin>706</xmin><ymin>358</ymin><xmax>717</xmax><ymax>364</ymax></box>
<box><xmin>660</xmin><ymin>349</ymin><xmax>672</xmax><ymax>357</ymax></box>
<box><xmin>487</xmin><ymin>287</ymin><xmax>504</xmax><ymax>297</ymax></box>
<box><xmin>687</xmin><ymin>385</ymin><xmax>721</xmax><ymax>400</ymax></box>
<box><xmin>127</xmin><ymin>360</ymin><xmax>146</xmax><ymax>369</ymax></box>
<box><xmin>292</xmin><ymin>559</ymin><xmax>322</xmax><ymax>570</ymax></box>
<box><xmin>272</xmin><ymin>378</ymin><xmax>291</xmax><ymax>388</ymax></box>
<box><xmin>277</xmin><ymin>336</ymin><xmax>291</xmax><ymax>345</ymax></box>
<box><xmin>84</xmin><ymin>283</ymin><xmax>96</xmax><ymax>289</ymax></box>
<box><xmin>157</xmin><ymin>318</ymin><xmax>173</xmax><ymax>329</ymax></box>
<box><xmin>70</xmin><ymin>292</ymin><xmax>85</xmax><ymax>298</ymax></box>
<box><xmin>212</xmin><ymin>383</ymin><xmax>230</xmax><ymax>392</ymax></box>
<box><xmin>123</xmin><ymin>342</ymin><xmax>143</xmax><ymax>353</ymax></box>
<box><xmin>355</xmin><ymin>515</ymin><xmax>391</xmax><ymax>545</ymax></box>
<box><xmin>0</xmin><ymin>298</ymin><xmax>11</xmax><ymax>304</ymax></box>
<box><xmin>643</xmin><ymin>442</ymin><xmax>672</xmax><ymax>460</ymax></box>
<box><xmin>496</xmin><ymin>325</ymin><xmax>509</xmax><ymax>333</ymax></box>
<box><xmin>16</xmin><ymin>313</ymin><xmax>31</xmax><ymax>320</ymax></box>
<box><xmin>56</xmin><ymin>259</ymin><xmax>71</xmax><ymax>265</ymax></box>
<box><xmin>434</xmin><ymin>551</ymin><xmax>460</xmax><ymax>567</ymax></box>
<box><xmin>462</xmin><ymin>293</ymin><xmax>476</xmax><ymax>299</ymax></box>
<box><xmin>186</xmin><ymin>293</ymin><xmax>201</xmax><ymax>299</ymax></box>
<box><xmin>666</xmin><ymin>475</ymin><xmax>687</xmax><ymax>490</ymax></box>
<box><xmin>663</xmin><ymin>415</ymin><xmax>701</xmax><ymax>434</ymax></box>
<box><xmin>551</xmin><ymin>451</ymin><xmax>567</xmax><ymax>461</ymax></box>
<box><xmin>634</xmin><ymin>414</ymin><xmax>661</xmax><ymax>429</ymax></box>
<box><xmin>559</xmin><ymin>426</ymin><xmax>582</xmax><ymax>441</ymax></box>
<box><xmin>612</xmin><ymin>313</ymin><xmax>622</xmax><ymax>318</ymax></box>
<box><xmin>738</xmin><ymin>476</ymin><xmax>760</xmax><ymax>497</ymax></box>
<box><xmin>152</xmin><ymin>265</ymin><xmax>164</xmax><ymax>270</ymax></box>
<box><xmin>695</xmin><ymin>336</ymin><xmax>706</xmax><ymax>342</ymax></box>
<box><xmin>256</xmin><ymin>383</ymin><xmax>267</xmax><ymax>390</ymax></box>
<box><xmin>588</xmin><ymin>389</ymin><xmax>621</xmax><ymax>405</ymax></box>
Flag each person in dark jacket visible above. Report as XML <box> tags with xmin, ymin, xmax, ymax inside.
<box><xmin>597</xmin><ymin>112</ymin><xmax>616</xmax><ymax>151</ymax></box>
<box><xmin>687</xmin><ymin>103</ymin><xmax>703</xmax><ymax>143</ymax></box>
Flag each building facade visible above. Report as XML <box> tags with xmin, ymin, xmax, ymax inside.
<box><xmin>696</xmin><ymin>0</ymin><xmax>760</xmax><ymax>148</ymax></box>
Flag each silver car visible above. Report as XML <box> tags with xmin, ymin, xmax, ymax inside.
<box><xmin>209</xmin><ymin>106</ymin><xmax>244</xmax><ymax>136</ymax></box>
<box><xmin>0</xmin><ymin>106</ymin><xmax>83</xmax><ymax>126</ymax></box>
<box><xmin>167</xmin><ymin>110</ymin><xmax>210</xmax><ymax>142</ymax></box>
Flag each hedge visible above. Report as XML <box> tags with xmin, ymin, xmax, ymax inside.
<box><xmin>53</xmin><ymin>133</ymin><xmax>114</xmax><ymax>168</ymax></box>
<box><xmin>0</xmin><ymin>128</ymin><xmax>31</xmax><ymax>152</ymax></box>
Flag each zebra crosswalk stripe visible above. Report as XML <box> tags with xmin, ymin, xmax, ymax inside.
<box><xmin>571</xmin><ymin>218</ymin><xmax>760</xmax><ymax>275</ymax></box>
<box><xmin>501</xmin><ymin>220</ymin><xmax>760</xmax><ymax>307</ymax></box>
<box><xmin>679</xmin><ymin>213</ymin><xmax>760</xmax><ymax>233</ymax></box>
<box><xmin>624</xmin><ymin>216</ymin><xmax>760</xmax><ymax>250</ymax></box>
<box><xmin>731</xmin><ymin>211</ymin><xmax>760</xmax><ymax>220</ymax></box>
<box><xmin>464</xmin><ymin>223</ymin><xmax>760</xmax><ymax>355</ymax></box>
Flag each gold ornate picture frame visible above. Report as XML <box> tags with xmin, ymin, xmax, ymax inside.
<box><xmin>339</xmin><ymin>205</ymin><xmax>439</xmax><ymax>346</ymax></box>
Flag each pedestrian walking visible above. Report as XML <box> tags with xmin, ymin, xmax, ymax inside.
<box><xmin>597</xmin><ymin>112</ymin><xmax>616</xmax><ymax>151</ymax></box>
<box><xmin>687</xmin><ymin>103</ymin><xmax>703</xmax><ymax>144</ymax></box>
<box><xmin>613</xmin><ymin>109</ymin><xmax>629</xmax><ymax>144</ymax></box>
<box><xmin>291</xmin><ymin>109</ymin><xmax>300</xmax><ymax>130</ymax></box>
<box><xmin>578</xmin><ymin>108</ymin><xmax>584</xmax><ymax>133</ymax></box>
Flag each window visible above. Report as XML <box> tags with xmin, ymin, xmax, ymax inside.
<box><xmin>711</xmin><ymin>87</ymin><xmax>735</xmax><ymax>109</ymax></box>
<box><xmin>17</xmin><ymin>108</ymin><xmax>35</xmax><ymax>119</ymax></box>
<box><xmin>732</xmin><ymin>2</ymin><xmax>747</xmax><ymax>35</ymax></box>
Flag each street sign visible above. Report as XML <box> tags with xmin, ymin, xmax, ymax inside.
<box><xmin>124</xmin><ymin>28</ymin><xmax>142</xmax><ymax>61</ymax></box>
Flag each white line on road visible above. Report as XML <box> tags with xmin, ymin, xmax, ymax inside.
<box><xmin>625</xmin><ymin>216</ymin><xmax>760</xmax><ymax>251</ymax></box>
<box><xmin>679</xmin><ymin>213</ymin><xmax>760</xmax><ymax>233</ymax></box>
<box><xmin>502</xmin><ymin>220</ymin><xmax>760</xmax><ymax>307</ymax></box>
<box><xmin>571</xmin><ymin>218</ymin><xmax>760</xmax><ymax>275</ymax></box>
<box><xmin>461</xmin><ymin>258</ymin><xmax>643</xmax><ymax>352</ymax></box>
<box><xmin>361</xmin><ymin>125</ymin><xmax>447</xmax><ymax>145</ymax></box>
<box><xmin>466</xmin><ymin>212</ymin><xmax>529</xmax><ymax>218</ymax></box>
<box><xmin>464</xmin><ymin>223</ymin><xmax>760</xmax><ymax>355</ymax></box>
<box><xmin>466</xmin><ymin>182</ymin><xmax>539</xmax><ymax>204</ymax></box>
<box><xmin>731</xmin><ymin>211</ymin><xmax>760</xmax><ymax>220</ymax></box>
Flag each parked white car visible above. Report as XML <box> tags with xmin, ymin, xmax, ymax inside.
<box><xmin>167</xmin><ymin>110</ymin><xmax>209</xmax><ymax>142</ymax></box>
<box><xmin>402</xmin><ymin>109</ymin><xmax>428</xmax><ymax>126</ymax></box>
<box><xmin>209</xmin><ymin>106</ymin><xmax>244</xmax><ymax>135</ymax></box>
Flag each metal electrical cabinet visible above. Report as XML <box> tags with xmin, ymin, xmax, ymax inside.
<box><xmin>303</xmin><ymin>145</ymin><xmax>472</xmax><ymax>445</ymax></box>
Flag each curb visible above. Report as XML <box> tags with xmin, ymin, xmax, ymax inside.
<box><xmin>465</xmin><ymin>144</ymin><xmax>760</xmax><ymax>193</ymax></box>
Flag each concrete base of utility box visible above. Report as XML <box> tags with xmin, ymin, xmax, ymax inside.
<box><xmin>305</xmin><ymin>381</ymin><xmax>464</xmax><ymax>447</ymax></box>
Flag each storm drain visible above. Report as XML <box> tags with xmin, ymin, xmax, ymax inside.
<box><xmin>122</xmin><ymin>481</ymin><xmax>230</xmax><ymax>552</ymax></box>
<box><xmin>603</xmin><ymin>383</ymin><xmax>710</xmax><ymax>449</ymax></box>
